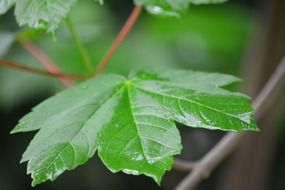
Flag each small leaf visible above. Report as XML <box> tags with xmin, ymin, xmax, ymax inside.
<box><xmin>0</xmin><ymin>0</ymin><xmax>103</xmax><ymax>33</ymax></box>
<box><xmin>134</xmin><ymin>0</ymin><xmax>229</xmax><ymax>17</ymax></box>
<box><xmin>12</xmin><ymin>70</ymin><xmax>257</xmax><ymax>186</ymax></box>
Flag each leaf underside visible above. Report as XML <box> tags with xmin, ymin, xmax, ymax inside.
<box><xmin>12</xmin><ymin>70</ymin><xmax>257</xmax><ymax>186</ymax></box>
<box><xmin>0</xmin><ymin>0</ymin><xmax>228</xmax><ymax>32</ymax></box>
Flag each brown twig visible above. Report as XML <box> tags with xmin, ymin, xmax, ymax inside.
<box><xmin>175</xmin><ymin>56</ymin><xmax>285</xmax><ymax>190</ymax></box>
<box><xmin>95</xmin><ymin>5</ymin><xmax>142</xmax><ymax>74</ymax></box>
<box><xmin>18</xmin><ymin>38</ymin><xmax>75</xmax><ymax>87</ymax></box>
<box><xmin>0</xmin><ymin>60</ymin><xmax>87</xmax><ymax>80</ymax></box>
<box><xmin>173</xmin><ymin>159</ymin><xmax>197</xmax><ymax>172</ymax></box>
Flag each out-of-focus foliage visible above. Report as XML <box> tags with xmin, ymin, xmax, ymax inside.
<box><xmin>141</xmin><ymin>5</ymin><xmax>251</xmax><ymax>73</ymax></box>
<box><xmin>0</xmin><ymin>0</ymin><xmax>228</xmax><ymax>32</ymax></box>
<box><xmin>135</xmin><ymin>0</ymin><xmax>228</xmax><ymax>17</ymax></box>
<box><xmin>0</xmin><ymin>0</ymin><xmax>103</xmax><ymax>33</ymax></box>
<box><xmin>0</xmin><ymin>31</ymin><xmax>14</xmax><ymax>57</ymax></box>
<box><xmin>0</xmin><ymin>1</ymin><xmax>252</xmax><ymax>110</ymax></box>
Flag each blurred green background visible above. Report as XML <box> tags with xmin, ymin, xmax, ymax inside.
<box><xmin>1</xmin><ymin>0</ymin><xmax>284</xmax><ymax>189</ymax></box>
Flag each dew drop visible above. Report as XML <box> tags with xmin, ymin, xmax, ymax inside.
<box><xmin>123</xmin><ymin>169</ymin><xmax>139</xmax><ymax>175</ymax></box>
<box><xmin>147</xmin><ymin>6</ymin><xmax>163</xmax><ymax>14</ymax></box>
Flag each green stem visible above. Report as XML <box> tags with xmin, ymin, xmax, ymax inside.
<box><xmin>66</xmin><ymin>17</ymin><xmax>94</xmax><ymax>73</ymax></box>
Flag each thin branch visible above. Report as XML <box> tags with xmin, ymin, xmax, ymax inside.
<box><xmin>95</xmin><ymin>5</ymin><xmax>143</xmax><ymax>74</ymax></box>
<box><xmin>175</xmin><ymin>56</ymin><xmax>285</xmax><ymax>190</ymax></box>
<box><xmin>173</xmin><ymin>159</ymin><xmax>197</xmax><ymax>172</ymax></box>
<box><xmin>66</xmin><ymin>17</ymin><xmax>94</xmax><ymax>73</ymax></box>
<box><xmin>250</xmin><ymin>56</ymin><xmax>285</xmax><ymax>118</ymax></box>
<box><xmin>18</xmin><ymin>38</ymin><xmax>74</xmax><ymax>87</ymax></box>
<box><xmin>0</xmin><ymin>60</ymin><xmax>87</xmax><ymax>80</ymax></box>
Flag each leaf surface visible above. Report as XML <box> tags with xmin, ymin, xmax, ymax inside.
<box><xmin>12</xmin><ymin>70</ymin><xmax>257</xmax><ymax>186</ymax></box>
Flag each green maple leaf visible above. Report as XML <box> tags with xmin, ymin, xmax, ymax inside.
<box><xmin>12</xmin><ymin>70</ymin><xmax>257</xmax><ymax>186</ymax></box>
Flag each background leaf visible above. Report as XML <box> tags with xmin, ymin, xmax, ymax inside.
<box><xmin>0</xmin><ymin>0</ymin><xmax>103</xmax><ymax>33</ymax></box>
<box><xmin>134</xmin><ymin>0</ymin><xmax>229</xmax><ymax>17</ymax></box>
